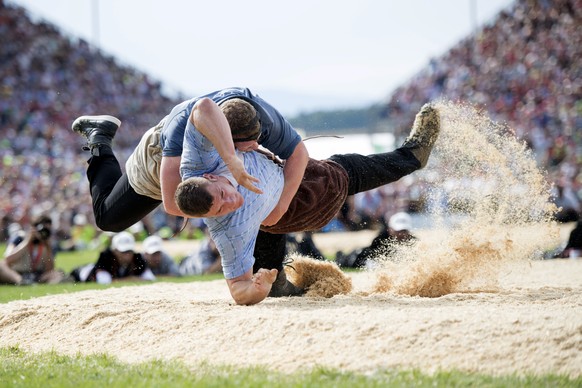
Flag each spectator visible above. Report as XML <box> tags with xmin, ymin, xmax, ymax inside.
<box><xmin>0</xmin><ymin>2</ymin><xmax>180</xmax><ymax>243</ymax></box>
<box><xmin>379</xmin><ymin>0</ymin><xmax>581</xmax><ymax>220</ymax></box>
<box><xmin>82</xmin><ymin>231</ymin><xmax>155</xmax><ymax>284</ymax></box>
<box><xmin>142</xmin><ymin>235</ymin><xmax>180</xmax><ymax>277</ymax></box>
<box><xmin>0</xmin><ymin>214</ymin><xmax>63</xmax><ymax>285</ymax></box>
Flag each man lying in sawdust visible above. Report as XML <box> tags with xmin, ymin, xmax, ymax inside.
<box><xmin>174</xmin><ymin>103</ymin><xmax>440</xmax><ymax>305</ymax></box>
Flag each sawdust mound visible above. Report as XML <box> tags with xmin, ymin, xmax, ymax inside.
<box><xmin>285</xmin><ymin>254</ymin><xmax>352</xmax><ymax>297</ymax></box>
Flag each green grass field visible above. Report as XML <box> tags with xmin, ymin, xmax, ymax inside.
<box><xmin>1</xmin><ymin>345</ymin><xmax>577</xmax><ymax>388</ymax></box>
<box><xmin>1</xmin><ymin>245</ymin><xmax>580</xmax><ymax>387</ymax></box>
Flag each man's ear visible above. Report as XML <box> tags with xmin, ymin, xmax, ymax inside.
<box><xmin>203</xmin><ymin>173</ymin><xmax>218</xmax><ymax>182</ymax></box>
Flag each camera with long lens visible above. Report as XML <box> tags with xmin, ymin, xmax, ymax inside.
<box><xmin>35</xmin><ymin>223</ymin><xmax>52</xmax><ymax>241</ymax></box>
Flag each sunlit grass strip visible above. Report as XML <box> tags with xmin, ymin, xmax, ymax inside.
<box><xmin>1</xmin><ymin>347</ymin><xmax>578</xmax><ymax>388</ymax></box>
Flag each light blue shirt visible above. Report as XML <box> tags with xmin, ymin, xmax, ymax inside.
<box><xmin>181</xmin><ymin>120</ymin><xmax>284</xmax><ymax>279</ymax></box>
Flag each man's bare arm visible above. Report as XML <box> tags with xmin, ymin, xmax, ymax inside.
<box><xmin>262</xmin><ymin>141</ymin><xmax>309</xmax><ymax>226</ymax></box>
<box><xmin>190</xmin><ymin>97</ymin><xmax>261</xmax><ymax>194</ymax></box>
<box><xmin>160</xmin><ymin>156</ymin><xmax>188</xmax><ymax>217</ymax></box>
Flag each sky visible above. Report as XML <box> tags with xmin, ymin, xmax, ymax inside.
<box><xmin>10</xmin><ymin>0</ymin><xmax>514</xmax><ymax>116</ymax></box>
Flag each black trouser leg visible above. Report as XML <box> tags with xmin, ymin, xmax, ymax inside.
<box><xmin>252</xmin><ymin>230</ymin><xmax>287</xmax><ymax>273</ymax></box>
<box><xmin>86</xmin><ymin>150</ymin><xmax>161</xmax><ymax>232</ymax></box>
<box><xmin>328</xmin><ymin>147</ymin><xmax>421</xmax><ymax>196</ymax></box>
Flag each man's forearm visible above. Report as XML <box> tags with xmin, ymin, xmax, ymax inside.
<box><xmin>263</xmin><ymin>142</ymin><xmax>309</xmax><ymax>225</ymax></box>
<box><xmin>281</xmin><ymin>141</ymin><xmax>309</xmax><ymax>205</ymax></box>
<box><xmin>160</xmin><ymin>156</ymin><xmax>190</xmax><ymax>217</ymax></box>
<box><xmin>189</xmin><ymin>98</ymin><xmax>260</xmax><ymax>193</ymax></box>
<box><xmin>190</xmin><ymin>97</ymin><xmax>238</xmax><ymax>166</ymax></box>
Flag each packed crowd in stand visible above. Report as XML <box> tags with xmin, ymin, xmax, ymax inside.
<box><xmin>0</xmin><ymin>1</ymin><xmax>181</xmax><ymax>244</ymax></box>
<box><xmin>380</xmin><ymin>0</ymin><xmax>581</xmax><ymax>223</ymax></box>
<box><xmin>0</xmin><ymin>0</ymin><xmax>580</xmax><ymax>251</ymax></box>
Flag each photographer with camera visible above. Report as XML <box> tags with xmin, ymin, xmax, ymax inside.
<box><xmin>0</xmin><ymin>214</ymin><xmax>64</xmax><ymax>285</ymax></box>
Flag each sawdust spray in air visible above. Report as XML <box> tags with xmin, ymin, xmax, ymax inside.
<box><xmin>371</xmin><ymin>101</ymin><xmax>560</xmax><ymax>297</ymax></box>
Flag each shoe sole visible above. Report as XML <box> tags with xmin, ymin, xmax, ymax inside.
<box><xmin>412</xmin><ymin>105</ymin><xmax>439</xmax><ymax>137</ymax></box>
<box><xmin>71</xmin><ymin>115</ymin><xmax>122</xmax><ymax>132</ymax></box>
<box><xmin>403</xmin><ymin>104</ymin><xmax>440</xmax><ymax>168</ymax></box>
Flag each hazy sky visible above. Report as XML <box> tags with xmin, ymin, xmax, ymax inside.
<box><xmin>10</xmin><ymin>0</ymin><xmax>514</xmax><ymax>115</ymax></box>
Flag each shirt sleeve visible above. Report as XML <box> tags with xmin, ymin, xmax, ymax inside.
<box><xmin>160</xmin><ymin>99</ymin><xmax>196</xmax><ymax>157</ymax></box>
<box><xmin>180</xmin><ymin>119</ymin><xmax>222</xmax><ymax>180</ymax></box>
<box><xmin>209</xmin><ymin>219</ymin><xmax>258</xmax><ymax>279</ymax></box>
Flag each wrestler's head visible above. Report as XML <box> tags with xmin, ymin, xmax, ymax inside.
<box><xmin>175</xmin><ymin>174</ymin><xmax>243</xmax><ymax>217</ymax></box>
<box><xmin>220</xmin><ymin>98</ymin><xmax>261</xmax><ymax>152</ymax></box>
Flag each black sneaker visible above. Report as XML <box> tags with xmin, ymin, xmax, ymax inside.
<box><xmin>71</xmin><ymin>115</ymin><xmax>121</xmax><ymax>156</ymax></box>
<box><xmin>402</xmin><ymin>104</ymin><xmax>440</xmax><ymax>168</ymax></box>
